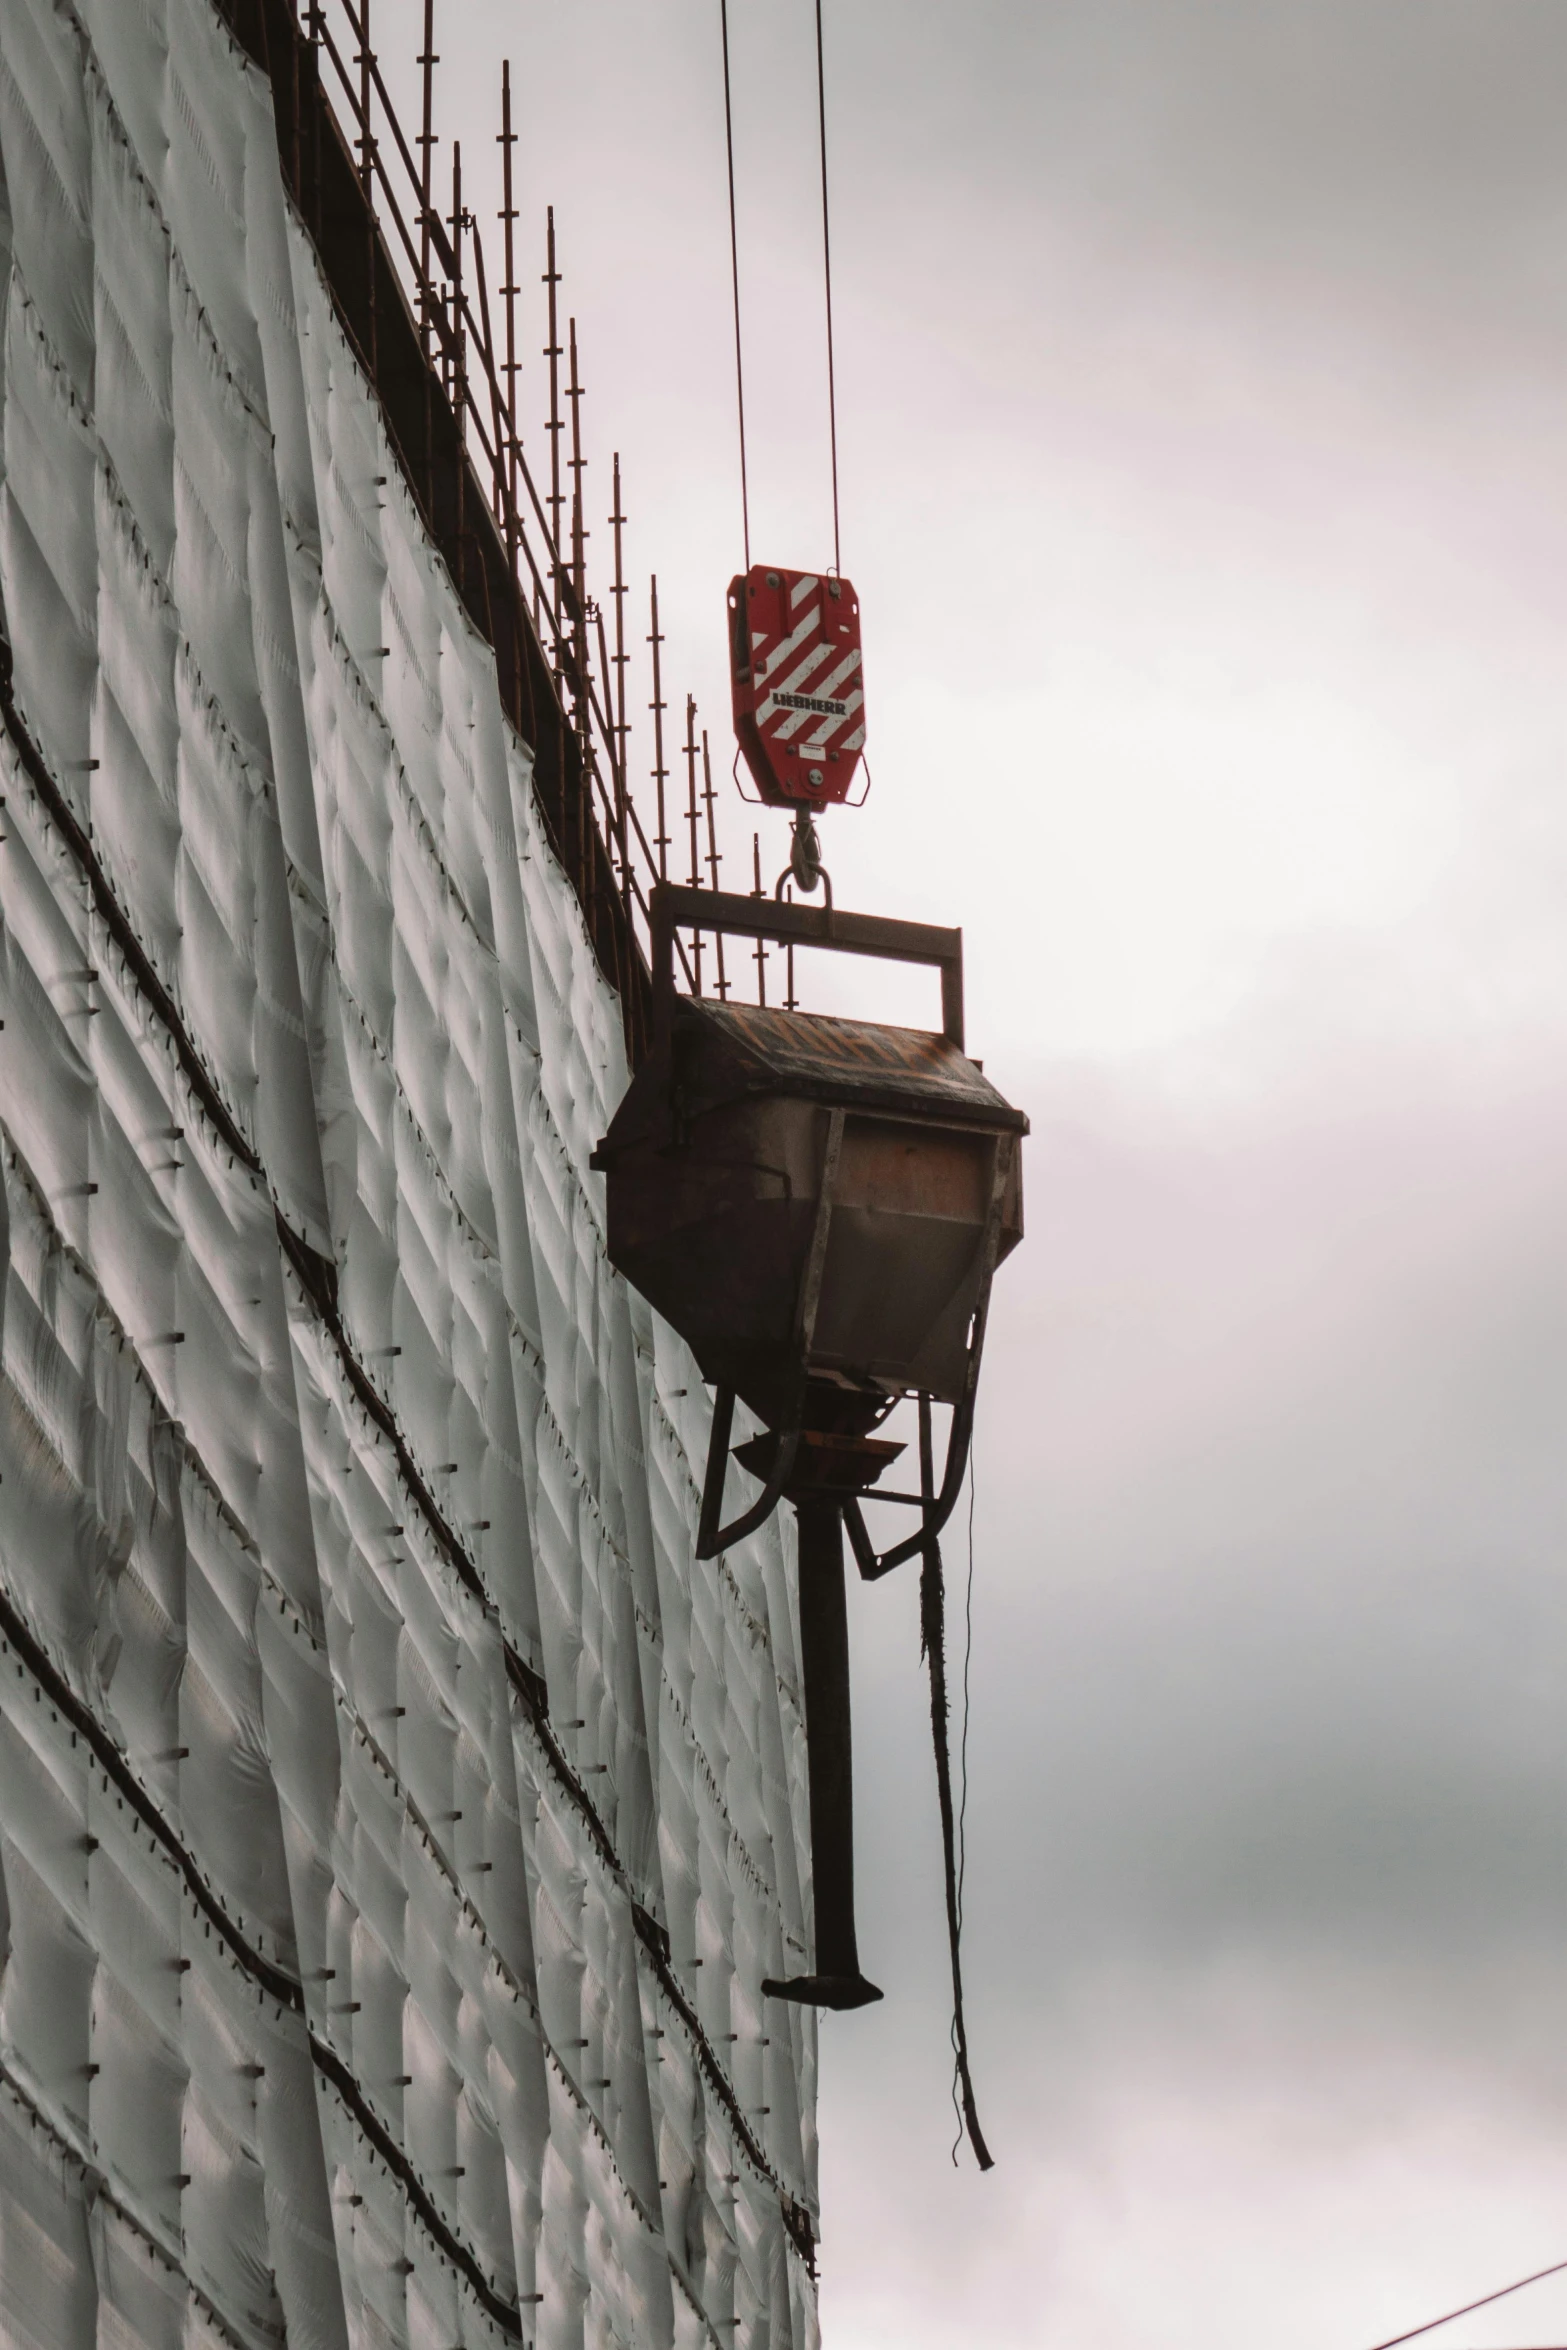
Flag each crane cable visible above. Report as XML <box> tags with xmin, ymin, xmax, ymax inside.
<box><xmin>813</xmin><ymin>0</ymin><xmax>843</xmax><ymax>575</ymax></box>
<box><xmin>718</xmin><ymin>0</ymin><xmax>750</xmax><ymax>571</ymax></box>
<box><xmin>719</xmin><ymin>4</ymin><xmax>986</xmax><ymax>2166</ymax></box>
<box><xmin>717</xmin><ymin>0</ymin><xmax>843</xmax><ymax>575</ymax></box>
<box><xmin>1364</xmin><ymin>2253</ymin><xmax>1567</xmax><ymax>2350</ymax></box>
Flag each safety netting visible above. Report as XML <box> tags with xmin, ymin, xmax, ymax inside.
<box><xmin>0</xmin><ymin>4</ymin><xmax>820</xmax><ymax>2346</ymax></box>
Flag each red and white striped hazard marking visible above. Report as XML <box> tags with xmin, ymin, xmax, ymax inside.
<box><xmin>728</xmin><ymin>565</ymin><xmax>865</xmax><ymax>809</ymax></box>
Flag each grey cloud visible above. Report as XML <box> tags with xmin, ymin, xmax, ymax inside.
<box><xmin>803</xmin><ymin>1054</ymin><xmax>1567</xmax><ymax>2348</ymax></box>
<box><xmin>845</xmin><ymin>1054</ymin><xmax>1567</xmax><ymax>2025</ymax></box>
<box><xmin>844</xmin><ymin>4</ymin><xmax>1567</xmax><ymax>265</ymax></box>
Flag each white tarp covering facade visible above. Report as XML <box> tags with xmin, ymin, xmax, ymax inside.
<box><xmin>0</xmin><ymin>5</ymin><xmax>821</xmax><ymax>2346</ymax></box>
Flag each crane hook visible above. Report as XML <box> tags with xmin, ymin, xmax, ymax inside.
<box><xmin>783</xmin><ymin>807</ymin><xmax>827</xmax><ymax>899</ymax></box>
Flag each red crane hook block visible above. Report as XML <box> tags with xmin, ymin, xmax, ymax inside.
<box><xmin>728</xmin><ymin>564</ymin><xmax>865</xmax><ymax>809</ymax></box>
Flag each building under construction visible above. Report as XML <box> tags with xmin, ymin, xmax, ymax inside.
<box><xmin>0</xmin><ymin>6</ymin><xmax>1024</xmax><ymax>2348</ymax></box>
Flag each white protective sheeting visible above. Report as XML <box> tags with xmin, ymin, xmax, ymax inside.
<box><xmin>0</xmin><ymin>4</ymin><xmax>821</xmax><ymax>2346</ymax></box>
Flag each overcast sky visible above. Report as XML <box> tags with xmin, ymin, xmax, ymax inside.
<box><xmin>370</xmin><ymin>6</ymin><xmax>1567</xmax><ymax>2342</ymax></box>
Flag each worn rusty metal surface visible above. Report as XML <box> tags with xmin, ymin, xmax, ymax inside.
<box><xmin>687</xmin><ymin>1000</ymin><xmax>1028</xmax><ymax>1126</ymax></box>
<box><xmin>596</xmin><ymin>994</ymin><xmax>1026</xmax><ymax>1425</ymax></box>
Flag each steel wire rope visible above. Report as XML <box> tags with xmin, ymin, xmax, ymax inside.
<box><xmin>949</xmin><ymin>1432</ymin><xmax>979</xmax><ymax>2163</ymax></box>
<box><xmin>719</xmin><ymin>0</ymin><xmax>845</xmax><ymax>574</ymax></box>
<box><xmin>813</xmin><ymin>0</ymin><xmax>842</xmax><ymax>573</ymax></box>
<box><xmin>1363</xmin><ymin>2255</ymin><xmax>1567</xmax><ymax>2350</ymax></box>
<box><xmin>718</xmin><ymin>0</ymin><xmax>751</xmax><ymax>570</ymax></box>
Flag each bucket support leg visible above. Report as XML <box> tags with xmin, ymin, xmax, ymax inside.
<box><xmin>763</xmin><ymin>1498</ymin><xmax>883</xmax><ymax>2011</ymax></box>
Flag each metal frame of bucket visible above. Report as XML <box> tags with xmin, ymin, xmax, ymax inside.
<box><xmin>645</xmin><ymin>883</ymin><xmax>1017</xmax><ymax>1577</ymax></box>
<box><xmin>594</xmin><ymin>883</ymin><xmax>1027</xmax><ymax>2015</ymax></box>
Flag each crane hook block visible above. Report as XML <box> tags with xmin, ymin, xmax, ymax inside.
<box><xmin>728</xmin><ymin>565</ymin><xmax>865</xmax><ymax>809</ymax></box>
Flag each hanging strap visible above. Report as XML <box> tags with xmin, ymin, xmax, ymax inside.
<box><xmin>919</xmin><ymin>1395</ymin><xmax>993</xmax><ymax>2171</ymax></box>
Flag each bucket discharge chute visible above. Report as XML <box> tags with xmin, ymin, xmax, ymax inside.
<box><xmin>592</xmin><ymin>888</ymin><xmax>1026</xmax><ymax>2018</ymax></box>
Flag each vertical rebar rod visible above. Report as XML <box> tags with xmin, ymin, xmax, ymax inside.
<box><xmin>498</xmin><ymin>62</ymin><xmax>520</xmax><ymax>567</ymax></box>
<box><xmin>648</xmin><ymin>577</ymin><xmax>669</xmax><ymax>883</ymax></box>
<box><xmin>610</xmin><ymin>453</ymin><xmax>629</xmax><ymax>808</ymax></box>
<box><xmin>469</xmin><ymin>214</ymin><xmax>506</xmax><ymax>527</ymax></box>
<box><xmin>450</xmin><ymin>142</ymin><xmax>466</xmax><ymax>582</ymax></box>
<box><xmin>596</xmin><ymin>603</ymin><xmax>630</xmax><ymax>926</ymax></box>
<box><xmin>356</xmin><ymin>0</ymin><xmax>377</xmax><ymax>377</ymax></box>
<box><xmin>685</xmin><ymin>698</ymin><xmax>701</xmax><ymax>886</ymax></box>
<box><xmin>701</xmin><ymin>731</ymin><xmax>727</xmax><ymax>999</ymax></box>
<box><xmin>592</xmin><ymin>599</ymin><xmax>624</xmax><ymax>973</ymax></box>
<box><xmin>357</xmin><ymin>0</ymin><xmax>373</xmax><ymax>198</ymax></box>
<box><xmin>543</xmin><ymin>209</ymin><xmax>563</xmax><ymax>634</ymax></box>
<box><xmin>567</xmin><ymin>316</ymin><xmax>590</xmax><ymax>892</ymax></box>
<box><xmin>684</xmin><ymin>695</ymin><xmax>703</xmax><ymax>996</ymax></box>
<box><xmin>593</xmin><ymin>601</ymin><xmax>617</xmax><ymax>814</ymax></box>
<box><xmin>450</xmin><ymin>142</ymin><xmax>465</xmax><ymax>431</ymax></box>
<box><xmin>417</xmin><ymin>0</ymin><xmax>437</xmax><ymax>511</ymax></box>
<box><xmin>567</xmin><ymin>319</ymin><xmax>588</xmax><ymax>628</ymax></box>
<box><xmin>290</xmin><ymin>0</ymin><xmax>302</xmax><ymax>198</ymax></box>
<box><xmin>593</xmin><ymin>605</ymin><xmax>617</xmax><ymax>781</ymax></box>
<box><xmin>417</xmin><ymin>0</ymin><xmax>436</xmax><ymax>353</ymax></box>
<box><xmin>752</xmin><ymin>833</ymin><xmax>767</xmax><ymax>1006</ymax></box>
<box><xmin>307</xmin><ymin>3</ymin><xmax>323</xmax><ymax>231</ymax></box>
